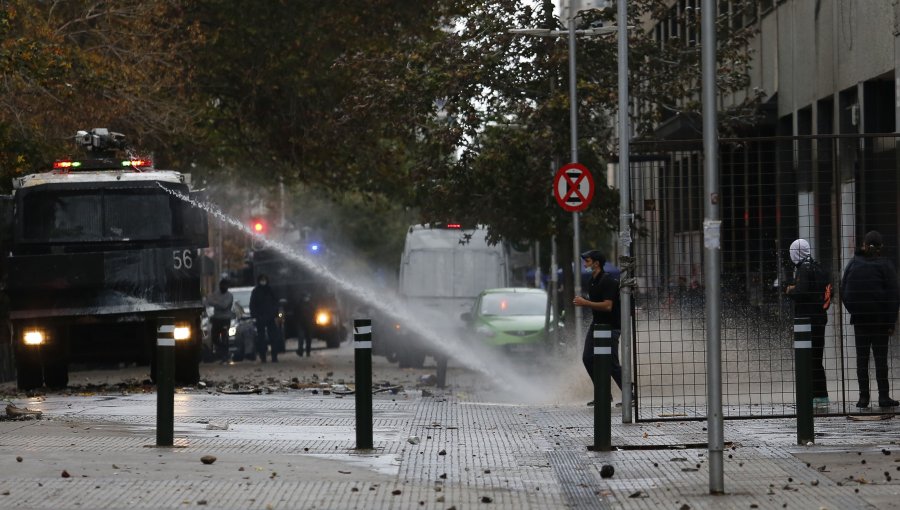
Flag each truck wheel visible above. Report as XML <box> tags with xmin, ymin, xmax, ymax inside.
<box><xmin>44</xmin><ymin>360</ymin><xmax>69</xmax><ymax>389</ymax></box>
<box><xmin>325</xmin><ymin>332</ymin><xmax>341</xmax><ymax>349</ymax></box>
<box><xmin>15</xmin><ymin>347</ymin><xmax>43</xmax><ymax>390</ymax></box>
<box><xmin>174</xmin><ymin>342</ymin><xmax>201</xmax><ymax>385</ymax></box>
<box><xmin>43</xmin><ymin>330</ymin><xmax>69</xmax><ymax>389</ymax></box>
<box><xmin>398</xmin><ymin>349</ymin><xmax>425</xmax><ymax>369</ymax></box>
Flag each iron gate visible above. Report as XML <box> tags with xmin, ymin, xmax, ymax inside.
<box><xmin>629</xmin><ymin>134</ymin><xmax>900</xmax><ymax>421</ymax></box>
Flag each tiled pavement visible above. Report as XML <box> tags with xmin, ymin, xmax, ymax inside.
<box><xmin>1</xmin><ymin>387</ymin><xmax>899</xmax><ymax>509</ymax></box>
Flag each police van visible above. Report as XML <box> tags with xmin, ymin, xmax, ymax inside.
<box><xmin>1</xmin><ymin>129</ymin><xmax>209</xmax><ymax>389</ymax></box>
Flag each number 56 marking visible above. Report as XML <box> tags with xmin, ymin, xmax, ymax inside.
<box><xmin>173</xmin><ymin>249</ymin><xmax>193</xmax><ymax>270</ymax></box>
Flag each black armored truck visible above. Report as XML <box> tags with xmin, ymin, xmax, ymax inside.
<box><xmin>1</xmin><ymin>129</ymin><xmax>209</xmax><ymax>389</ymax></box>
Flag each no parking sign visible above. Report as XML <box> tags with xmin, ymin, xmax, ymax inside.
<box><xmin>553</xmin><ymin>163</ymin><xmax>594</xmax><ymax>212</ymax></box>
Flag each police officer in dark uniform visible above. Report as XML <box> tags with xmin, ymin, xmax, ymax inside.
<box><xmin>250</xmin><ymin>273</ymin><xmax>282</xmax><ymax>362</ymax></box>
<box><xmin>573</xmin><ymin>250</ymin><xmax>622</xmax><ymax>406</ymax></box>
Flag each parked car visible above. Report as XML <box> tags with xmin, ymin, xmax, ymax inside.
<box><xmin>461</xmin><ymin>288</ymin><xmax>552</xmax><ymax>354</ymax></box>
<box><xmin>227</xmin><ymin>286</ymin><xmax>257</xmax><ymax>361</ymax></box>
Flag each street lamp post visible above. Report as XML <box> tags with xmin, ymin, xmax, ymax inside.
<box><xmin>508</xmin><ymin>22</ymin><xmax>615</xmax><ymax>350</ymax></box>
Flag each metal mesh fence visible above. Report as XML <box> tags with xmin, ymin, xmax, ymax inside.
<box><xmin>629</xmin><ymin>134</ymin><xmax>900</xmax><ymax>421</ymax></box>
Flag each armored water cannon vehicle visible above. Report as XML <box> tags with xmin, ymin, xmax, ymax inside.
<box><xmin>1</xmin><ymin>128</ymin><xmax>209</xmax><ymax>390</ymax></box>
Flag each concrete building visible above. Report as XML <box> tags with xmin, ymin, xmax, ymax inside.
<box><xmin>623</xmin><ymin>0</ymin><xmax>900</xmax><ymax>299</ymax></box>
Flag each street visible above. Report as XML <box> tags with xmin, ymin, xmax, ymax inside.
<box><xmin>1</xmin><ymin>338</ymin><xmax>899</xmax><ymax>509</ymax></box>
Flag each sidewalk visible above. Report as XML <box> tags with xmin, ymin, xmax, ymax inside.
<box><xmin>0</xmin><ymin>348</ymin><xmax>898</xmax><ymax>509</ymax></box>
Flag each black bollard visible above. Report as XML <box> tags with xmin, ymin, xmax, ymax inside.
<box><xmin>156</xmin><ymin>318</ymin><xmax>175</xmax><ymax>446</ymax></box>
<box><xmin>592</xmin><ymin>324</ymin><xmax>612</xmax><ymax>451</ymax></box>
<box><xmin>354</xmin><ymin>319</ymin><xmax>373</xmax><ymax>450</ymax></box>
<box><xmin>436</xmin><ymin>356</ymin><xmax>448</xmax><ymax>389</ymax></box>
<box><xmin>794</xmin><ymin>316</ymin><xmax>814</xmax><ymax>444</ymax></box>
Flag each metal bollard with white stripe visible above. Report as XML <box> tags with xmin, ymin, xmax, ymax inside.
<box><xmin>592</xmin><ymin>324</ymin><xmax>612</xmax><ymax>452</ymax></box>
<box><xmin>156</xmin><ymin>318</ymin><xmax>176</xmax><ymax>446</ymax></box>
<box><xmin>794</xmin><ymin>317</ymin><xmax>814</xmax><ymax>444</ymax></box>
<box><xmin>354</xmin><ymin>318</ymin><xmax>373</xmax><ymax>450</ymax></box>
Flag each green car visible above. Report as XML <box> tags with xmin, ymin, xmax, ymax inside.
<box><xmin>462</xmin><ymin>288</ymin><xmax>552</xmax><ymax>353</ymax></box>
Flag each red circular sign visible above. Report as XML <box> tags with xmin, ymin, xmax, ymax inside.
<box><xmin>553</xmin><ymin>163</ymin><xmax>594</xmax><ymax>212</ymax></box>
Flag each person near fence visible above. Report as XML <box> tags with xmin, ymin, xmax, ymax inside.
<box><xmin>784</xmin><ymin>239</ymin><xmax>830</xmax><ymax>405</ymax></box>
<box><xmin>841</xmin><ymin>230</ymin><xmax>900</xmax><ymax>408</ymax></box>
<box><xmin>250</xmin><ymin>273</ymin><xmax>282</xmax><ymax>363</ymax></box>
<box><xmin>574</xmin><ymin>250</ymin><xmax>622</xmax><ymax>406</ymax></box>
<box><xmin>207</xmin><ymin>278</ymin><xmax>235</xmax><ymax>364</ymax></box>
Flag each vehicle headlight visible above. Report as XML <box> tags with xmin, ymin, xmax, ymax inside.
<box><xmin>315</xmin><ymin>311</ymin><xmax>331</xmax><ymax>326</ymax></box>
<box><xmin>173</xmin><ymin>326</ymin><xmax>191</xmax><ymax>341</ymax></box>
<box><xmin>475</xmin><ymin>325</ymin><xmax>495</xmax><ymax>338</ymax></box>
<box><xmin>228</xmin><ymin>326</ymin><xmax>237</xmax><ymax>337</ymax></box>
<box><xmin>23</xmin><ymin>329</ymin><xmax>45</xmax><ymax>346</ymax></box>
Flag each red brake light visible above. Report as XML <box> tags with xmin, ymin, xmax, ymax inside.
<box><xmin>251</xmin><ymin>219</ymin><xmax>267</xmax><ymax>233</ymax></box>
<box><xmin>446</xmin><ymin>223</ymin><xmax>461</xmax><ymax>229</ymax></box>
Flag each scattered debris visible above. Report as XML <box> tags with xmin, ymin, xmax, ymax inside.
<box><xmin>391</xmin><ymin>489</ymin><xmax>402</xmax><ymax>495</ymax></box>
<box><xmin>628</xmin><ymin>490</ymin><xmax>647</xmax><ymax>498</ymax></box>
<box><xmin>5</xmin><ymin>404</ymin><xmax>42</xmax><ymax>420</ymax></box>
<box><xmin>61</xmin><ymin>470</ymin><xmax>71</xmax><ymax>478</ymax></box>
<box><xmin>408</xmin><ymin>437</ymin><xmax>421</xmax><ymax>445</ymax></box>
<box><xmin>219</xmin><ymin>387</ymin><xmax>261</xmax><ymax>395</ymax></box>
<box><xmin>438</xmin><ymin>449</ymin><xmax>447</xmax><ymax>456</ymax></box>
<box><xmin>600</xmin><ymin>465</ymin><xmax>615</xmax><ymax>478</ymax></box>
<box><xmin>419</xmin><ymin>374</ymin><xmax>437</xmax><ymax>386</ymax></box>
<box><xmin>15</xmin><ymin>457</ymin><xmax>22</xmax><ymax>463</ymax></box>
<box><xmin>200</xmin><ymin>455</ymin><xmax>217</xmax><ymax>465</ymax></box>
<box><xmin>206</xmin><ymin>422</ymin><xmax>229</xmax><ymax>431</ymax></box>
<box><xmin>480</xmin><ymin>496</ymin><xmax>493</xmax><ymax>503</ymax></box>
<box><xmin>196</xmin><ymin>500</ymin><xmax>207</xmax><ymax>506</ymax></box>
<box><xmin>338</xmin><ymin>470</ymin><xmax>351</xmax><ymax>475</ymax></box>
<box><xmin>847</xmin><ymin>414</ymin><xmax>893</xmax><ymax>422</ymax></box>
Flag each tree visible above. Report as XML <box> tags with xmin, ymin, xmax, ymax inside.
<box><xmin>0</xmin><ymin>1</ymin><xmax>197</xmax><ymax>185</ymax></box>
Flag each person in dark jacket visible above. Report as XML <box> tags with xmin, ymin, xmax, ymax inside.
<box><xmin>250</xmin><ymin>274</ymin><xmax>282</xmax><ymax>362</ymax></box>
<box><xmin>207</xmin><ymin>278</ymin><xmax>235</xmax><ymax>364</ymax></box>
<box><xmin>841</xmin><ymin>231</ymin><xmax>900</xmax><ymax>408</ymax></box>
<box><xmin>784</xmin><ymin>239</ymin><xmax>829</xmax><ymax>404</ymax></box>
<box><xmin>573</xmin><ymin>250</ymin><xmax>622</xmax><ymax>407</ymax></box>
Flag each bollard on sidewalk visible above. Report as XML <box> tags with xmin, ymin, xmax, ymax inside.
<box><xmin>590</xmin><ymin>324</ymin><xmax>612</xmax><ymax>452</ymax></box>
<box><xmin>354</xmin><ymin>318</ymin><xmax>373</xmax><ymax>450</ymax></box>
<box><xmin>156</xmin><ymin>318</ymin><xmax>175</xmax><ymax>446</ymax></box>
<box><xmin>436</xmin><ymin>356</ymin><xmax>448</xmax><ymax>389</ymax></box>
<box><xmin>794</xmin><ymin>316</ymin><xmax>814</xmax><ymax>445</ymax></box>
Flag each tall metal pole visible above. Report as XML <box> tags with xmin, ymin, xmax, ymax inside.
<box><xmin>569</xmin><ymin>15</ymin><xmax>583</xmax><ymax>346</ymax></box>
<box><xmin>616</xmin><ymin>0</ymin><xmax>633</xmax><ymax>424</ymax></box>
<box><xmin>701</xmin><ymin>0</ymin><xmax>724</xmax><ymax>494</ymax></box>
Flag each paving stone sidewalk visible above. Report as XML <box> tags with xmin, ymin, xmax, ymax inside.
<box><xmin>1</xmin><ymin>385</ymin><xmax>899</xmax><ymax>510</ymax></box>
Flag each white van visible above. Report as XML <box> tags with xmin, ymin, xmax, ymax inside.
<box><xmin>381</xmin><ymin>224</ymin><xmax>509</xmax><ymax>367</ymax></box>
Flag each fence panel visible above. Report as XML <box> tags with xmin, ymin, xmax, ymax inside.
<box><xmin>630</xmin><ymin>134</ymin><xmax>900</xmax><ymax>421</ymax></box>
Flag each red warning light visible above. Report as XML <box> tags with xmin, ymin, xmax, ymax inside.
<box><xmin>250</xmin><ymin>218</ymin><xmax>267</xmax><ymax>234</ymax></box>
<box><xmin>446</xmin><ymin>223</ymin><xmax>462</xmax><ymax>229</ymax></box>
